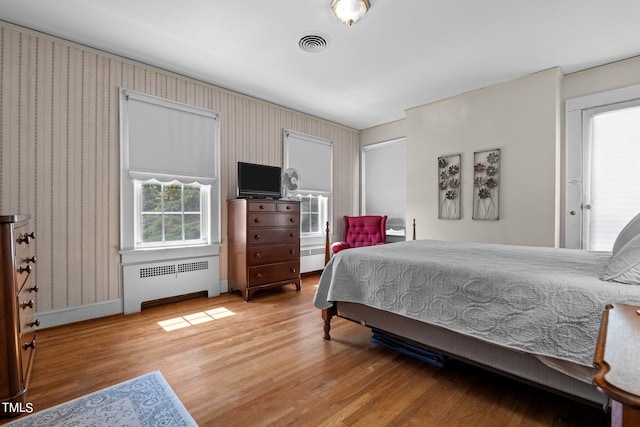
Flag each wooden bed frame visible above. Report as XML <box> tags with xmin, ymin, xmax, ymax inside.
<box><xmin>319</xmin><ymin>221</ymin><xmax>607</xmax><ymax>406</ymax></box>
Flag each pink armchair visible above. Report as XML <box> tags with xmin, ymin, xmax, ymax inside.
<box><xmin>331</xmin><ymin>215</ymin><xmax>387</xmax><ymax>255</ymax></box>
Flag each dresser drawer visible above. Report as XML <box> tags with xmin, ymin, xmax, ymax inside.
<box><xmin>247</xmin><ymin>244</ymin><xmax>299</xmax><ymax>266</ymax></box>
<box><xmin>18</xmin><ymin>280</ymin><xmax>38</xmax><ymax>335</ymax></box>
<box><xmin>247</xmin><ymin>261</ymin><xmax>300</xmax><ymax>286</ymax></box>
<box><xmin>15</xmin><ymin>231</ymin><xmax>33</xmax><ymax>263</ymax></box>
<box><xmin>247</xmin><ymin>201</ymin><xmax>275</xmax><ymax>212</ymax></box>
<box><xmin>20</xmin><ymin>329</ymin><xmax>36</xmax><ymax>381</ymax></box>
<box><xmin>248</xmin><ymin>227</ymin><xmax>299</xmax><ymax>245</ymax></box>
<box><xmin>248</xmin><ymin>212</ymin><xmax>299</xmax><ymax>227</ymax></box>
<box><xmin>14</xmin><ymin>229</ymin><xmax>35</xmax><ymax>292</ymax></box>
<box><xmin>277</xmin><ymin>202</ymin><xmax>299</xmax><ymax>213</ymax></box>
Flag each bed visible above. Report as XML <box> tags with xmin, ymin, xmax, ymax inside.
<box><xmin>313</xmin><ymin>217</ymin><xmax>640</xmax><ymax>405</ymax></box>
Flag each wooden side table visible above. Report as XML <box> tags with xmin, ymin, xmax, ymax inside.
<box><xmin>593</xmin><ymin>303</ymin><xmax>640</xmax><ymax>427</ymax></box>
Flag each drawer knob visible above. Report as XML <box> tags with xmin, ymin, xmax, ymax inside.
<box><xmin>286</xmin><ymin>205</ymin><xmax>291</xmax><ymax>210</ymax></box>
<box><xmin>26</xmin><ymin>256</ymin><xmax>37</xmax><ymax>264</ymax></box>
<box><xmin>19</xmin><ymin>265</ymin><xmax>32</xmax><ymax>274</ymax></box>
<box><xmin>290</xmin><ymin>249</ymin><xmax>296</xmax><ymax>255</ymax></box>
<box><xmin>290</xmin><ymin>218</ymin><xmax>295</xmax><ymax>222</ymax></box>
<box><xmin>254</xmin><ymin>234</ymin><xmax>261</xmax><ymax>240</ymax></box>
<box><xmin>255</xmin><ymin>218</ymin><xmax>261</xmax><ymax>223</ymax></box>
<box><xmin>21</xmin><ymin>300</ymin><xmax>34</xmax><ymax>309</ymax></box>
<box><xmin>17</xmin><ymin>235</ymin><xmax>31</xmax><ymax>244</ymax></box>
<box><xmin>259</xmin><ymin>205</ymin><xmax>265</xmax><ymax>209</ymax></box>
<box><xmin>290</xmin><ymin>267</ymin><xmax>297</xmax><ymax>273</ymax></box>
<box><xmin>28</xmin><ymin>284</ymin><xmax>39</xmax><ymax>293</ymax></box>
<box><xmin>255</xmin><ymin>252</ymin><xmax>262</xmax><ymax>258</ymax></box>
<box><xmin>289</xmin><ymin>232</ymin><xmax>295</xmax><ymax>238</ymax></box>
<box><xmin>23</xmin><ymin>339</ymin><xmax>36</xmax><ymax>350</ymax></box>
<box><xmin>29</xmin><ymin>319</ymin><xmax>40</xmax><ymax>328</ymax></box>
<box><xmin>255</xmin><ymin>273</ymin><xmax>263</xmax><ymax>279</ymax></box>
<box><xmin>18</xmin><ymin>232</ymin><xmax>36</xmax><ymax>244</ymax></box>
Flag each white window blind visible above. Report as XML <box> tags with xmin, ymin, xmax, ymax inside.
<box><xmin>587</xmin><ymin>104</ymin><xmax>640</xmax><ymax>250</ymax></box>
<box><xmin>123</xmin><ymin>90</ymin><xmax>219</xmax><ymax>184</ymax></box>
<box><xmin>283</xmin><ymin>130</ymin><xmax>332</xmax><ymax>193</ymax></box>
<box><xmin>362</xmin><ymin>139</ymin><xmax>406</xmax><ymax>221</ymax></box>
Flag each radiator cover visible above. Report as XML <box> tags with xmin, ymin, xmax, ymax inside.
<box><xmin>122</xmin><ymin>256</ymin><xmax>219</xmax><ymax>314</ymax></box>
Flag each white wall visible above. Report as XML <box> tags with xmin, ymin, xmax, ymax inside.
<box><xmin>362</xmin><ymin>56</ymin><xmax>640</xmax><ymax>248</ymax></box>
<box><xmin>360</xmin><ymin>119</ymin><xmax>407</xmax><ymax>148</ymax></box>
<box><xmin>405</xmin><ymin>69</ymin><xmax>562</xmax><ymax>247</ymax></box>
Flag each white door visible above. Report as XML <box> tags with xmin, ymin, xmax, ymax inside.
<box><xmin>566</xmin><ymin>92</ymin><xmax>640</xmax><ymax>250</ymax></box>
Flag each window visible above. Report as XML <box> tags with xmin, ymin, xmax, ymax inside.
<box><xmin>119</xmin><ymin>90</ymin><xmax>220</xmax><ymax>253</ymax></box>
<box><xmin>137</xmin><ymin>180</ymin><xmax>210</xmax><ymax>247</ymax></box>
<box><xmin>362</xmin><ymin>138</ymin><xmax>406</xmax><ymax>237</ymax></box>
<box><xmin>294</xmin><ymin>193</ymin><xmax>329</xmax><ymax>236</ymax></box>
<box><xmin>283</xmin><ymin>130</ymin><xmax>332</xmax><ymax>240</ymax></box>
<box><xmin>565</xmin><ymin>85</ymin><xmax>640</xmax><ymax>250</ymax></box>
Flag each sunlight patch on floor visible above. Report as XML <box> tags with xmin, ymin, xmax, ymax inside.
<box><xmin>158</xmin><ymin>307</ymin><xmax>236</xmax><ymax>331</ymax></box>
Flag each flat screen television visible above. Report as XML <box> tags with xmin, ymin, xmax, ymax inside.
<box><xmin>237</xmin><ymin>162</ymin><xmax>282</xmax><ymax>199</ymax></box>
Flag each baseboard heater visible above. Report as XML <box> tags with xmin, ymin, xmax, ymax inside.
<box><xmin>371</xmin><ymin>329</ymin><xmax>446</xmax><ymax>368</ymax></box>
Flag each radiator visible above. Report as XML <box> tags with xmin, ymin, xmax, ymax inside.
<box><xmin>301</xmin><ymin>246</ymin><xmax>326</xmax><ymax>273</ymax></box>
<box><xmin>122</xmin><ymin>256</ymin><xmax>220</xmax><ymax>314</ymax></box>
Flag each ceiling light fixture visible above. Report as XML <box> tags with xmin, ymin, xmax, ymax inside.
<box><xmin>331</xmin><ymin>0</ymin><xmax>370</xmax><ymax>26</ymax></box>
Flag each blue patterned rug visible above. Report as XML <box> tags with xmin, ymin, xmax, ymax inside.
<box><xmin>6</xmin><ymin>371</ymin><xmax>197</xmax><ymax>426</ymax></box>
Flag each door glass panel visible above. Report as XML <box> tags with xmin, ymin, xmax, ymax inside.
<box><xmin>588</xmin><ymin>105</ymin><xmax>640</xmax><ymax>250</ymax></box>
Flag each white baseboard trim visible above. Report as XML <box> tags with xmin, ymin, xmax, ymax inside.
<box><xmin>38</xmin><ymin>280</ymin><xmax>231</xmax><ymax>328</ymax></box>
<box><xmin>37</xmin><ymin>299</ymin><xmax>124</xmax><ymax>329</ymax></box>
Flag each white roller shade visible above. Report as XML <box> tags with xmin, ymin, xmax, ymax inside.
<box><xmin>123</xmin><ymin>90</ymin><xmax>219</xmax><ymax>183</ymax></box>
<box><xmin>362</xmin><ymin>139</ymin><xmax>406</xmax><ymax>222</ymax></box>
<box><xmin>588</xmin><ymin>103</ymin><xmax>640</xmax><ymax>250</ymax></box>
<box><xmin>283</xmin><ymin>130</ymin><xmax>332</xmax><ymax>192</ymax></box>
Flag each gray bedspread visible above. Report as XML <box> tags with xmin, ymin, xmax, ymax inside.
<box><xmin>313</xmin><ymin>239</ymin><xmax>640</xmax><ymax>366</ymax></box>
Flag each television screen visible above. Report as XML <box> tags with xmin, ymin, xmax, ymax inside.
<box><xmin>237</xmin><ymin>162</ymin><xmax>282</xmax><ymax>199</ymax></box>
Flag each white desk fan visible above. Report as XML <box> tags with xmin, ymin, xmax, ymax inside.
<box><xmin>282</xmin><ymin>168</ymin><xmax>301</xmax><ymax>199</ymax></box>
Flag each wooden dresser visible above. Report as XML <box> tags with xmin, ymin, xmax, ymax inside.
<box><xmin>228</xmin><ymin>199</ymin><xmax>301</xmax><ymax>301</ymax></box>
<box><xmin>1</xmin><ymin>215</ymin><xmax>38</xmax><ymax>417</ymax></box>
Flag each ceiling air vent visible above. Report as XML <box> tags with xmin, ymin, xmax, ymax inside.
<box><xmin>298</xmin><ymin>32</ymin><xmax>329</xmax><ymax>53</ymax></box>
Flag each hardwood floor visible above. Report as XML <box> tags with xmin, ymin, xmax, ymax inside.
<box><xmin>4</xmin><ymin>273</ymin><xmax>608</xmax><ymax>426</ymax></box>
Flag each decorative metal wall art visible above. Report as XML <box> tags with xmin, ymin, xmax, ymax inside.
<box><xmin>473</xmin><ymin>149</ymin><xmax>500</xmax><ymax>220</ymax></box>
<box><xmin>438</xmin><ymin>154</ymin><xmax>461</xmax><ymax>219</ymax></box>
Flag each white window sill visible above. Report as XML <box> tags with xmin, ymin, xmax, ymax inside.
<box><xmin>120</xmin><ymin>243</ymin><xmax>220</xmax><ymax>265</ymax></box>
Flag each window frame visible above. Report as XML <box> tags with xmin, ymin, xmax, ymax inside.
<box><xmin>361</xmin><ymin>138</ymin><xmax>406</xmax><ymax>234</ymax></box>
<box><xmin>119</xmin><ymin>89</ymin><xmax>221</xmax><ymax>264</ymax></box>
<box><xmin>282</xmin><ymin>129</ymin><xmax>333</xmax><ymax>245</ymax></box>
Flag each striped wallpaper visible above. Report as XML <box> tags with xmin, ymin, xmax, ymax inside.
<box><xmin>0</xmin><ymin>21</ymin><xmax>360</xmax><ymax>314</ymax></box>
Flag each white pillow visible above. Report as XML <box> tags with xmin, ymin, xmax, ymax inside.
<box><xmin>612</xmin><ymin>212</ymin><xmax>640</xmax><ymax>256</ymax></box>
<box><xmin>602</xmin><ymin>233</ymin><xmax>640</xmax><ymax>284</ymax></box>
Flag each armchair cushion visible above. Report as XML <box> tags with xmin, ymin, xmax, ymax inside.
<box><xmin>330</xmin><ymin>241</ymin><xmax>352</xmax><ymax>254</ymax></box>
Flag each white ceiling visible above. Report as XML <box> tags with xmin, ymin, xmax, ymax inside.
<box><xmin>2</xmin><ymin>1</ymin><xmax>640</xmax><ymax>130</ymax></box>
